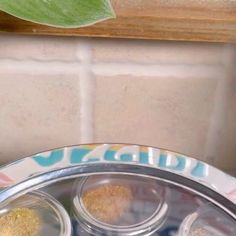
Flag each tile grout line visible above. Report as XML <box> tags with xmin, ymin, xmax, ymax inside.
<box><xmin>92</xmin><ymin>63</ymin><xmax>224</xmax><ymax>78</ymax></box>
<box><xmin>76</xmin><ymin>39</ymin><xmax>95</xmax><ymax>143</ymax></box>
<box><xmin>0</xmin><ymin>59</ymin><xmax>223</xmax><ymax>78</ymax></box>
<box><xmin>0</xmin><ymin>60</ymin><xmax>82</xmax><ymax>75</ymax></box>
<box><xmin>204</xmin><ymin>45</ymin><xmax>235</xmax><ymax>166</ymax></box>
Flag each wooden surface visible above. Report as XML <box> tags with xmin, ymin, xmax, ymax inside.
<box><xmin>0</xmin><ymin>0</ymin><xmax>236</xmax><ymax>42</ymax></box>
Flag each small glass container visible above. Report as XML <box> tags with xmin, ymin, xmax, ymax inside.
<box><xmin>0</xmin><ymin>191</ymin><xmax>71</xmax><ymax>236</ymax></box>
<box><xmin>178</xmin><ymin>206</ymin><xmax>236</xmax><ymax>236</ymax></box>
<box><xmin>72</xmin><ymin>174</ymin><xmax>168</xmax><ymax>236</ymax></box>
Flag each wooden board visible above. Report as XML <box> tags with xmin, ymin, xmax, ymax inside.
<box><xmin>0</xmin><ymin>0</ymin><xmax>236</xmax><ymax>42</ymax></box>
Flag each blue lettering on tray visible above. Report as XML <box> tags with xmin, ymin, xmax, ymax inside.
<box><xmin>159</xmin><ymin>154</ymin><xmax>186</xmax><ymax>171</ymax></box>
<box><xmin>31</xmin><ymin>145</ymin><xmax>208</xmax><ymax>178</ymax></box>
<box><xmin>32</xmin><ymin>150</ymin><xmax>64</xmax><ymax>167</ymax></box>
<box><xmin>191</xmin><ymin>162</ymin><xmax>207</xmax><ymax>178</ymax></box>
<box><xmin>70</xmin><ymin>148</ymin><xmax>92</xmax><ymax>163</ymax></box>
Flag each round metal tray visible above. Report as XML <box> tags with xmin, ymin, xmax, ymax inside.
<box><xmin>0</xmin><ymin>144</ymin><xmax>235</xmax><ymax>236</ymax></box>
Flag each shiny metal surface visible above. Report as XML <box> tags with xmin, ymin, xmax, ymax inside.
<box><xmin>0</xmin><ymin>144</ymin><xmax>235</xmax><ymax>236</ymax></box>
<box><xmin>0</xmin><ymin>163</ymin><xmax>235</xmax><ymax>220</ymax></box>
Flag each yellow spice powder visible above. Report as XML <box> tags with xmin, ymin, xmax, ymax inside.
<box><xmin>0</xmin><ymin>208</ymin><xmax>41</xmax><ymax>236</ymax></box>
<box><xmin>82</xmin><ymin>184</ymin><xmax>133</xmax><ymax>224</ymax></box>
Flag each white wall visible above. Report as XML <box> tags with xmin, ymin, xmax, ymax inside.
<box><xmin>0</xmin><ymin>35</ymin><xmax>235</xmax><ymax>176</ymax></box>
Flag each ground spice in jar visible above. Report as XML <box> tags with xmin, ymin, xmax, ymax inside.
<box><xmin>82</xmin><ymin>184</ymin><xmax>133</xmax><ymax>224</ymax></box>
<box><xmin>0</xmin><ymin>208</ymin><xmax>41</xmax><ymax>236</ymax></box>
<box><xmin>189</xmin><ymin>228</ymin><xmax>211</xmax><ymax>236</ymax></box>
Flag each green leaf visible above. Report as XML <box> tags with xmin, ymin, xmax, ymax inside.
<box><xmin>0</xmin><ymin>0</ymin><xmax>115</xmax><ymax>28</ymax></box>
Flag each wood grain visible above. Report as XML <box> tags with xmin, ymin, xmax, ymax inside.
<box><xmin>0</xmin><ymin>0</ymin><xmax>235</xmax><ymax>42</ymax></box>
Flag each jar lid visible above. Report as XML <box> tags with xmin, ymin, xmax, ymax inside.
<box><xmin>0</xmin><ymin>191</ymin><xmax>71</xmax><ymax>236</ymax></box>
<box><xmin>73</xmin><ymin>174</ymin><xmax>168</xmax><ymax>235</ymax></box>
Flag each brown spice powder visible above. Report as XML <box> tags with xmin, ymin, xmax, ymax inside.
<box><xmin>82</xmin><ymin>184</ymin><xmax>133</xmax><ymax>224</ymax></box>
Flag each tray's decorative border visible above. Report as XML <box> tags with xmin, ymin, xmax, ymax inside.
<box><xmin>0</xmin><ymin>144</ymin><xmax>235</xmax><ymax>204</ymax></box>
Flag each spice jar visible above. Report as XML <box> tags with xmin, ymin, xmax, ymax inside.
<box><xmin>0</xmin><ymin>191</ymin><xmax>71</xmax><ymax>236</ymax></box>
<box><xmin>178</xmin><ymin>206</ymin><xmax>236</xmax><ymax>236</ymax></box>
<box><xmin>72</xmin><ymin>174</ymin><xmax>168</xmax><ymax>236</ymax></box>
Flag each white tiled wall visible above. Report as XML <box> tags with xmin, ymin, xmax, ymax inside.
<box><xmin>0</xmin><ymin>34</ymin><xmax>235</xmax><ymax>176</ymax></box>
